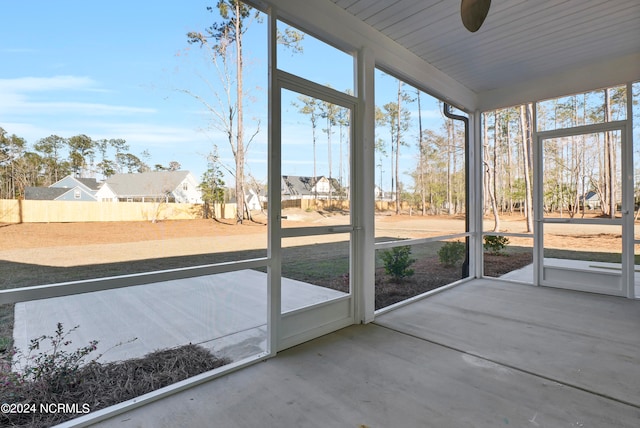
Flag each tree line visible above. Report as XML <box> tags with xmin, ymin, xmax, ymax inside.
<box><xmin>373</xmin><ymin>77</ymin><xmax>466</xmax><ymax>217</ymax></box>
<box><xmin>483</xmin><ymin>85</ymin><xmax>632</xmax><ymax>232</ymax></box>
<box><xmin>0</xmin><ymin>128</ymin><xmax>180</xmax><ymax>199</ymax></box>
<box><xmin>369</xmin><ymin>79</ymin><xmax>633</xmax><ymax>232</ymax></box>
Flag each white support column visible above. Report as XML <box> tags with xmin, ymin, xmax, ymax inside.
<box><xmin>471</xmin><ymin>110</ymin><xmax>484</xmax><ymax>279</ymax></box>
<box><xmin>354</xmin><ymin>46</ymin><xmax>376</xmax><ymax>324</ymax></box>
<box><xmin>267</xmin><ymin>10</ymin><xmax>282</xmax><ymax>355</ymax></box>
<box><xmin>624</xmin><ymin>82</ymin><xmax>635</xmax><ymax>298</ymax></box>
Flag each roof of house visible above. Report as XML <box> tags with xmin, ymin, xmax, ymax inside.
<box><xmin>282</xmin><ymin>176</ymin><xmax>316</xmax><ymax>196</ymax></box>
<box><xmin>103</xmin><ymin>171</ymin><xmax>191</xmax><ymax>197</ymax></box>
<box><xmin>282</xmin><ymin>176</ymin><xmax>342</xmax><ymax>196</ymax></box>
<box><xmin>580</xmin><ymin>191</ymin><xmax>599</xmax><ymax>201</ymax></box>
<box><xmin>75</xmin><ymin>177</ymin><xmax>100</xmax><ymax>191</ymax></box>
<box><xmin>49</xmin><ymin>175</ymin><xmax>100</xmax><ymax>191</ymax></box>
<box><xmin>24</xmin><ymin>187</ymin><xmax>68</xmax><ymax>200</ymax></box>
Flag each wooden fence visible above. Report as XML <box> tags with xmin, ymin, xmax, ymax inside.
<box><xmin>0</xmin><ymin>200</ymin><xmax>237</xmax><ymax>223</ymax></box>
<box><xmin>0</xmin><ymin>198</ymin><xmax>418</xmax><ymax>223</ymax></box>
<box><xmin>281</xmin><ymin>198</ymin><xmax>351</xmax><ymax>211</ymax></box>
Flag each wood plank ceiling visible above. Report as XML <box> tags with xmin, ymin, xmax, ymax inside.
<box><xmin>330</xmin><ymin>0</ymin><xmax>640</xmax><ymax>93</ymax></box>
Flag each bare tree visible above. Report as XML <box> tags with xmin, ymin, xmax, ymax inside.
<box><xmin>187</xmin><ymin>1</ymin><xmax>257</xmax><ymax>223</ymax></box>
<box><xmin>604</xmin><ymin>87</ymin><xmax>616</xmax><ymax>218</ymax></box>
<box><xmin>381</xmin><ymin>80</ymin><xmax>411</xmax><ymax>214</ymax></box>
<box><xmin>519</xmin><ymin>103</ymin><xmax>534</xmax><ymax>232</ymax></box>
<box><xmin>336</xmin><ymin>100</ymin><xmax>350</xmax><ymax>199</ymax></box>
<box><xmin>416</xmin><ymin>90</ymin><xmax>426</xmax><ymax>215</ymax></box>
<box><xmin>319</xmin><ymin>99</ymin><xmax>339</xmax><ymax>203</ymax></box>
<box><xmin>484</xmin><ymin>113</ymin><xmax>500</xmax><ymax>231</ymax></box>
<box><xmin>186</xmin><ymin>3</ymin><xmax>303</xmax><ymax>223</ymax></box>
<box><xmin>294</xmin><ymin>95</ymin><xmax>321</xmax><ymax>200</ymax></box>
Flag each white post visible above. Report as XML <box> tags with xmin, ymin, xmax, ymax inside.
<box><xmin>354</xmin><ymin>46</ymin><xmax>376</xmax><ymax>324</ymax></box>
<box><xmin>623</xmin><ymin>82</ymin><xmax>635</xmax><ymax>298</ymax></box>
<box><xmin>267</xmin><ymin>9</ymin><xmax>282</xmax><ymax>354</ymax></box>
<box><xmin>471</xmin><ymin>110</ymin><xmax>483</xmax><ymax>279</ymax></box>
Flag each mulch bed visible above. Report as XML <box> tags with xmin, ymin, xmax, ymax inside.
<box><xmin>483</xmin><ymin>252</ymin><xmax>533</xmax><ymax>277</ymax></box>
<box><xmin>375</xmin><ymin>252</ymin><xmax>533</xmax><ymax>309</ymax></box>
<box><xmin>1</xmin><ymin>344</ymin><xmax>229</xmax><ymax>428</ymax></box>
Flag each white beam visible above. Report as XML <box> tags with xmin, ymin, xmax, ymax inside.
<box><xmin>478</xmin><ymin>53</ymin><xmax>640</xmax><ymax>111</ymax></box>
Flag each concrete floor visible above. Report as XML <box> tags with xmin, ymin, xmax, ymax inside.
<box><xmin>13</xmin><ymin>270</ymin><xmax>345</xmax><ymax>364</ymax></box>
<box><xmin>89</xmin><ymin>279</ymin><xmax>640</xmax><ymax>428</ymax></box>
<box><xmin>498</xmin><ymin>258</ymin><xmax>640</xmax><ymax>297</ymax></box>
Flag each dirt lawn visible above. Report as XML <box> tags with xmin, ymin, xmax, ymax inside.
<box><xmin>0</xmin><ymin>210</ymin><xmax>627</xmax><ymax>265</ymax></box>
<box><xmin>0</xmin><ymin>211</ymin><xmax>630</xmax><ymax>346</ymax></box>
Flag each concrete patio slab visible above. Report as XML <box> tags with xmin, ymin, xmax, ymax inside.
<box><xmin>376</xmin><ymin>279</ymin><xmax>640</xmax><ymax>407</ymax></box>
<box><xmin>91</xmin><ymin>279</ymin><xmax>640</xmax><ymax>428</ymax></box>
<box><xmin>13</xmin><ymin>270</ymin><xmax>345</xmax><ymax>364</ymax></box>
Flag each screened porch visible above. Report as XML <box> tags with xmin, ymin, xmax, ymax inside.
<box><xmin>1</xmin><ymin>1</ymin><xmax>639</xmax><ymax>427</ymax></box>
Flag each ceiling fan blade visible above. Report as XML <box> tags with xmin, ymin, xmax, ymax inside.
<box><xmin>461</xmin><ymin>0</ymin><xmax>491</xmax><ymax>32</ymax></box>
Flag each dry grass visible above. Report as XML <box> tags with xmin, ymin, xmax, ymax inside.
<box><xmin>1</xmin><ymin>344</ymin><xmax>229</xmax><ymax>428</ymax></box>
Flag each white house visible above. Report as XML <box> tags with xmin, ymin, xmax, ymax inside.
<box><xmin>245</xmin><ymin>188</ymin><xmax>265</xmax><ymax>211</ymax></box>
<box><xmin>96</xmin><ymin>171</ymin><xmax>202</xmax><ymax>203</ymax></box>
<box><xmin>281</xmin><ymin>175</ymin><xmax>342</xmax><ymax>200</ymax></box>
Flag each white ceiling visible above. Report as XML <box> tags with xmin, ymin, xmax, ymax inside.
<box><xmin>330</xmin><ymin>0</ymin><xmax>640</xmax><ymax>94</ymax></box>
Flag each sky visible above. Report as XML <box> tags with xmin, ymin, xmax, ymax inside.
<box><xmin>0</xmin><ymin>1</ymin><xmax>452</xmax><ymax>191</ymax></box>
<box><xmin>1</xmin><ymin>1</ymin><xmax>231</xmax><ymax>178</ymax></box>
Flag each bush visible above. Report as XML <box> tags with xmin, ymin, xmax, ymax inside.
<box><xmin>484</xmin><ymin>235</ymin><xmax>509</xmax><ymax>255</ymax></box>
<box><xmin>14</xmin><ymin>323</ymin><xmax>100</xmax><ymax>390</ymax></box>
<box><xmin>1</xmin><ymin>323</ymin><xmax>228</xmax><ymax>428</ymax></box>
<box><xmin>438</xmin><ymin>241</ymin><xmax>466</xmax><ymax>267</ymax></box>
<box><xmin>381</xmin><ymin>246</ymin><xmax>415</xmax><ymax>281</ymax></box>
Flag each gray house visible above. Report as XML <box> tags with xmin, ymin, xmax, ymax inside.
<box><xmin>24</xmin><ymin>175</ymin><xmax>100</xmax><ymax>201</ymax></box>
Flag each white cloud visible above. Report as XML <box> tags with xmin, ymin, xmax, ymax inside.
<box><xmin>53</xmin><ymin>102</ymin><xmax>151</xmax><ymax>115</ymax></box>
<box><xmin>0</xmin><ymin>75</ymin><xmax>98</xmax><ymax>92</ymax></box>
<box><xmin>0</xmin><ymin>100</ymin><xmax>155</xmax><ymax>116</ymax></box>
<box><xmin>0</xmin><ymin>75</ymin><xmax>155</xmax><ymax>117</ymax></box>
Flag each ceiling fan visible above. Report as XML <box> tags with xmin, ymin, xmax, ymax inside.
<box><xmin>460</xmin><ymin>0</ymin><xmax>491</xmax><ymax>32</ymax></box>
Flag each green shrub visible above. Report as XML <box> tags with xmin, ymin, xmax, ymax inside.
<box><xmin>484</xmin><ymin>235</ymin><xmax>509</xmax><ymax>255</ymax></box>
<box><xmin>438</xmin><ymin>241</ymin><xmax>466</xmax><ymax>267</ymax></box>
<box><xmin>381</xmin><ymin>246</ymin><xmax>415</xmax><ymax>281</ymax></box>
<box><xmin>14</xmin><ymin>323</ymin><xmax>101</xmax><ymax>389</ymax></box>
